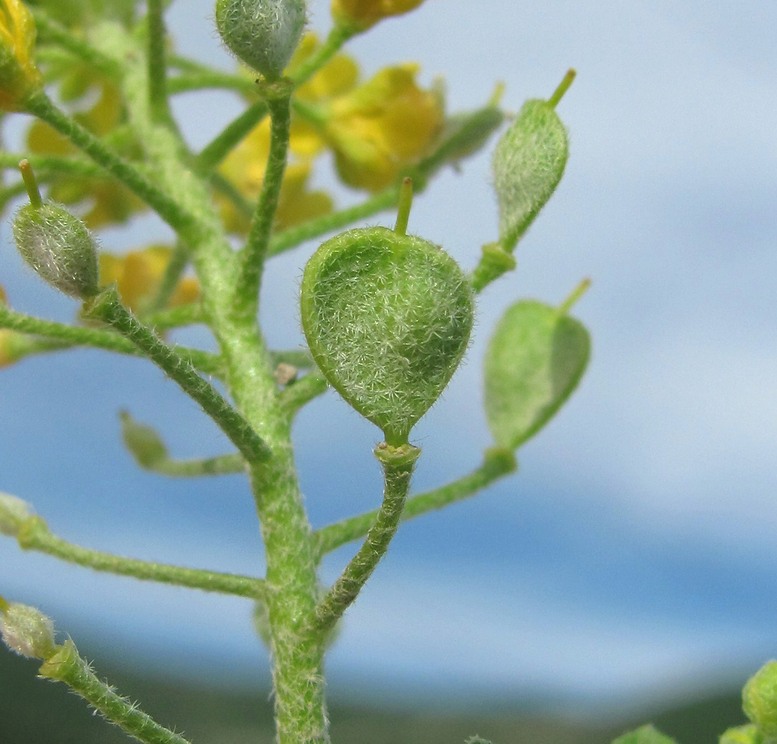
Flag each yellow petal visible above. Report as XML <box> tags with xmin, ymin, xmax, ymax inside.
<box><xmin>326</xmin><ymin>64</ymin><xmax>443</xmax><ymax>190</ymax></box>
<box><xmin>99</xmin><ymin>247</ymin><xmax>199</xmax><ymax>312</ymax></box>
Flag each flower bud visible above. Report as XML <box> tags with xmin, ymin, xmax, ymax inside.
<box><xmin>0</xmin><ymin>491</ymin><xmax>34</xmax><ymax>536</ymax></box>
<box><xmin>744</xmin><ymin>661</ymin><xmax>777</xmax><ymax>738</ymax></box>
<box><xmin>0</xmin><ymin>0</ymin><xmax>42</xmax><ymax>111</ymax></box>
<box><xmin>215</xmin><ymin>0</ymin><xmax>307</xmax><ymax>79</ymax></box>
<box><xmin>301</xmin><ymin>224</ymin><xmax>473</xmax><ymax>446</ymax></box>
<box><xmin>13</xmin><ymin>200</ymin><xmax>100</xmax><ymax>299</ymax></box>
<box><xmin>0</xmin><ymin>600</ymin><xmax>57</xmax><ymax>660</ymax></box>
<box><xmin>332</xmin><ymin>0</ymin><xmax>425</xmax><ymax>31</ymax></box>
<box><xmin>492</xmin><ymin>71</ymin><xmax>574</xmax><ymax>252</ymax></box>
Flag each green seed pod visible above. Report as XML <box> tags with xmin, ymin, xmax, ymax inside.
<box><xmin>215</xmin><ymin>0</ymin><xmax>307</xmax><ymax>79</ymax></box>
<box><xmin>484</xmin><ymin>297</ymin><xmax>589</xmax><ymax>450</ymax></box>
<box><xmin>744</xmin><ymin>661</ymin><xmax>777</xmax><ymax>738</ymax></box>
<box><xmin>301</xmin><ymin>226</ymin><xmax>474</xmax><ymax>446</ymax></box>
<box><xmin>492</xmin><ymin>71</ymin><xmax>574</xmax><ymax>253</ymax></box>
<box><xmin>13</xmin><ymin>201</ymin><xmax>99</xmax><ymax>299</ymax></box>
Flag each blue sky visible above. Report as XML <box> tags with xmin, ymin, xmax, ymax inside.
<box><xmin>2</xmin><ymin>0</ymin><xmax>777</xmax><ymax>713</ymax></box>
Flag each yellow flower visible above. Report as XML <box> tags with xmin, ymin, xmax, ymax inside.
<box><xmin>0</xmin><ymin>0</ymin><xmax>41</xmax><ymax>111</ymax></box>
<box><xmin>99</xmin><ymin>246</ymin><xmax>199</xmax><ymax>313</ymax></box>
<box><xmin>332</xmin><ymin>0</ymin><xmax>425</xmax><ymax>31</ymax></box>
<box><xmin>324</xmin><ymin>64</ymin><xmax>443</xmax><ymax>191</ymax></box>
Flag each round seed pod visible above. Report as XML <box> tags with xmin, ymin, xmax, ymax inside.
<box><xmin>301</xmin><ymin>226</ymin><xmax>474</xmax><ymax>446</ymax></box>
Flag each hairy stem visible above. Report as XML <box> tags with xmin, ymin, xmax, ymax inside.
<box><xmin>314</xmin><ymin>448</ymin><xmax>517</xmax><ymax>557</ymax></box>
<box><xmin>16</xmin><ymin>516</ymin><xmax>264</xmax><ymax>599</ymax></box>
<box><xmin>40</xmin><ymin>640</ymin><xmax>193</xmax><ymax>744</ymax></box>
<box><xmin>236</xmin><ymin>82</ymin><xmax>293</xmax><ymax>318</ymax></box>
<box><xmin>84</xmin><ymin>287</ymin><xmax>270</xmax><ymax>463</ymax></box>
<box><xmin>314</xmin><ymin>443</ymin><xmax>420</xmax><ymax>633</ymax></box>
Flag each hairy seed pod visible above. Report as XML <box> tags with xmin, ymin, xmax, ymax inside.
<box><xmin>301</xmin><ymin>226</ymin><xmax>474</xmax><ymax>445</ymax></box>
<box><xmin>13</xmin><ymin>201</ymin><xmax>99</xmax><ymax>299</ymax></box>
<box><xmin>215</xmin><ymin>0</ymin><xmax>307</xmax><ymax>79</ymax></box>
<box><xmin>492</xmin><ymin>98</ymin><xmax>569</xmax><ymax>252</ymax></box>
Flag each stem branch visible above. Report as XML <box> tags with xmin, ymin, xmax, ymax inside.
<box><xmin>17</xmin><ymin>516</ymin><xmax>264</xmax><ymax>599</ymax></box>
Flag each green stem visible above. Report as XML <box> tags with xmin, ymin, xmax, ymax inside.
<box><xmin>236</xmin><ymin>82</ymin><xmax>293</xmax><ymax>318</ymax></box>
<box><xmin>279</xmin><ymin>372</ymin><xmax>328</xmax><ymax>415</ymax></box>
<box><xmin>136</xmin><ymin>452</ymin><xmax>245</xmax><ymax>477</ymax></box>
<box><xmin>32</xmin><ymin>8</ymin><xmax>119</xmax><ymax>76</ymax></box>
<box><xmin>194</xmin><ymin>23</ymin><xmax>352</xmax><ymax>172</ymax></box>
<box><xmin>39</xmin><ymin>639</ymin><xmax>193</xmax><ymax>744</ymax></box>
<box><xmin>314</xmin><ymin>443</ymin><xmax>420</xmax><ymax>634</ymax></box>
<box><xmin>146</xmin><ymin>242</ymin><xmax>191</xmax><ymax>313</ymax></box>
<box><xmin>84</xmin><ymin>287</ymin><xmax>270</xmax><ymax>463</ymax></box>
<box><xmin>269</xmin><ymin>186</ymin><xmax>400</xmax><ymax>256</ymax></box>
<box><xmin>143</xmin><ymin>302</ymin><xmax>205</xmax><ymax>330</ymax></box>
<box><xmin>290</xmin><ymin>24</ymin><xmax>355</xmax><ymax>88</ymax></box>
<box><xmin>0</xmin><ymin>303</ymin><xmax>223</xmax><ymax>375</ymax></box>
<box><xmin>196</xmin><ymin>98</ymin><xmax>268</xmax><ymax>171</ymax></box>
<box><xmin>16</xmin><ymin>516</ymin><xmax>264</xmax><ymax>599</ymax></box>
<box><xmin>167</xmin><ymin>64</ymin><xmax>258</xmax><ymax>96</ymax></box>
<box><xmin>146</xmin><ymin>0</ymin><xmax>174</xmax><ymax>126</ymax></box>
<box><xmin>314</xmin><ymin>448</ymin><xmax>517</xmax><ymax>557</ymax></box>
<box><xmin>23</xmin><ymin>91</ymin><xmax>194</xmax><ymax>234</ymax></box>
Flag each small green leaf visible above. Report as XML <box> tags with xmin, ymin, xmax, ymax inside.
<box><xmin>611</xmin><ymin>724</ymin><xmax>678</xmax><ymax>744</ymax></box>
<box><xmin>301</xmin><ymin>226</ymin><xmax>474</xmax><ymax>446</ymax></box>
<box><xmin>484</xmin><ymin>299</ymin><xmax>589</xmax><ymax>449</ymax></box>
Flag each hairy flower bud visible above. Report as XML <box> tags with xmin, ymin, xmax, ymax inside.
<box><xmin>0</xmin><ymin>600</ymin><xmax>57</xmax><ymax>660</ymax></box>
<box><xmin>215</xmin><ymin>0</ymin><xmax>307</xmax><ymax>79</ymax></box>
<box><xmin>13</xmin><ymin>200</ymin><xmax>100</xmax><ymax>299</ymax></box>
<box><xmin>0</xmin><ymin>491</ymin><xmax>34</xmax><ymax>536</ymax></box>
<box><xmin>332</xmin><ymin>0</ymin><xmax>425</xmax><ymax>31</ymax></box>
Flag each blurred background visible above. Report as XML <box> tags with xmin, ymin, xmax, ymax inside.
<box><xmin>2</xmin><ymin>0</ymin><xmax>777</xmax><ymax>738</ymax></box>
